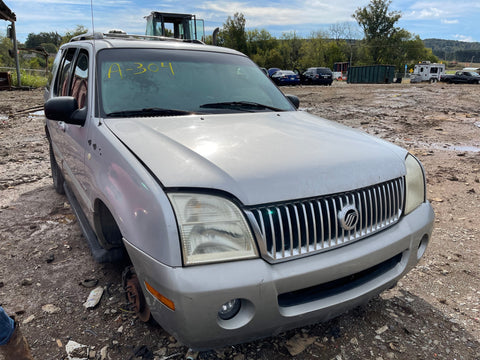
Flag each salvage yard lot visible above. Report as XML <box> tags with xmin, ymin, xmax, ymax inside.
<box><xmin>0</xmin><ymin>82</ymin><xmax>479</xmax><ymax>359</ymax></box>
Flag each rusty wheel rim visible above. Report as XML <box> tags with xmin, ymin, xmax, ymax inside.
<box><xmin>125</xmin><ymin>272</ymin><xmax>151</xmax><ymax>322</ymax></box>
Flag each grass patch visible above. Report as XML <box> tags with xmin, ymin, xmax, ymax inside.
<box><xmin>11</xmin><ymin>71</ymin><xmax>48</xmax><ymax>88</ymax></box>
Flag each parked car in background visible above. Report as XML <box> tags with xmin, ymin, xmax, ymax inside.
<box><xmin>44</xmin><ymin>32</ymin><xmax>434</xmax><ymax>350</ymax></box>
<box><xmin>267</xmin><ymin>67</ymin><xmax>281</xmax><ymax>77</ymax></box>
<box><xmin>271</xmin><ymin>70</ymin><xmax>300</xmax><ymax>86</ymax></box>
<box><xmin>302</xmin><ymin>67</ymin><xmax>333</xmax><ymax>85</ymax></box>
<box><xmin>440</xmin><ymin>71</ymin><xmax>480</xmax><ymax>84</ymax></box>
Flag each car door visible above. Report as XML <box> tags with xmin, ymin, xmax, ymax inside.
<box><xmin>303</xmin><ymin>70</ymin><xmax>312</xmax><ymax>83</ymax></box>
<box><xmin>48</xmin><ymin>46</ymin><xmax>92</xmax><ymax>211</ymax></box>
<box><xmin>458</xmin><ymin>72</ymin><xmax>468</xmax><ymax>83</ymax></box>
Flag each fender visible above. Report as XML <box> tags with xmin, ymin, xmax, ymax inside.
<box><xmin>84</xmin><ymin>120</ymin><xmax>183</xmax><ymax>266</ymax></box>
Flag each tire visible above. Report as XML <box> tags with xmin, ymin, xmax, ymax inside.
<box><xmin>49</xmin><ymin>142</ymin><xmax>65</xmax><ymax>194</ymax></box>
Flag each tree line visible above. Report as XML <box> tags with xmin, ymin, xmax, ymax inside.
<box><xmin>1</xmin><ymin>0</ymin><xmax>440</xmax><ymax>74</ymax></box>
<box><xmin>0</xmin><ymin>25</ymin><xmax>87</xmax><ymax>71</ymax></box>
<box><xmin>423</xmin><ymin>38</ymin><xmax>480</xmax><ymax>63</ymax></box>
<box><xmin>213</xmin><ymin>12</ymin><xmax>436</xmax><ymax>72</ymax></box>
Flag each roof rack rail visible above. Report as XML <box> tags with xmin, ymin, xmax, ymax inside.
<box><xmin>70</xmin><ymin>32</ymin><xmax>204</xmax><ymax>44</ymax></box>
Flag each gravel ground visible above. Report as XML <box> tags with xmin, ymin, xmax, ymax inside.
<box><xmin>0</xmin><ymin>82</ymin><xmax>479</xmax><ymax>360</ymax></box>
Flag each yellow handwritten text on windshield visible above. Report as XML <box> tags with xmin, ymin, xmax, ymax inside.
<box><xmin>107</xmin><ymin>62</ymin><xmax>174</xmax><ymax>79</ymax></box>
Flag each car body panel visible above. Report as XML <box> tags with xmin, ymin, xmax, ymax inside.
<box><xmin>125</xmin><ymin>201</ymin><xmax>434</xmax><ymax>349</ymax></box>
<box><xmin>104</xmin><ymin>111</ymin><xmax>406</xmax><ymax>205</ymax></box>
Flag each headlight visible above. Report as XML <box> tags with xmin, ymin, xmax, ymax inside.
<box><xmin>404</xmin><ymin>153</ymin><xmax>426</xmax><ymax>215</ymax></box>
<box><xmin>168</xmin><ymin>193</ymin><xmax>258</xmax><ymax>265</ymax></box>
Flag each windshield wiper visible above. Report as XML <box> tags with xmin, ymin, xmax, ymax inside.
<box><xmin>199</xmin><ymin>101</ymin><xmax>284</xmax><ymax>112</ymax></box>
<box><xmin>105</xmin><ymin>108</ymin><xmax>195</xmax><ymax>118</ymax></box>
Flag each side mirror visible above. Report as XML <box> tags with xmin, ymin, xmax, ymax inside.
<box><xmin>44</xmin><ymin>97</ymin><xmax>87</xmax><ymax>126</ymax></box>
<box><xmin>286</xmin><ymin>94</ymin><xmax>300</xmax><ymax>109</ymax></box>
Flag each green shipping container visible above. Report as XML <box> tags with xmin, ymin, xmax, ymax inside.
<box><xmin>347</xmin><ymin>65</ymin><xmax>395</xmax><ymax>84</ymax></box>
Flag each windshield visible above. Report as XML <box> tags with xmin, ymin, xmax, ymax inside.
<box><xmin>97</xmin><ymin>48</ymin><xmax>294</xmax><ymax>117</ymax></box>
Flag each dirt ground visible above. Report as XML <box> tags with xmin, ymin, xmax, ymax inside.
<box><xmin>0</xmin><ymin>82</ymin><xmax>479</xmax><ymax>360</ymax></box>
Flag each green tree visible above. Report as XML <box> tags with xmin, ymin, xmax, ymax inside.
<box><xmin>325</xmin><ymin>41</ymin><xmax>348</xmax><ymax>69</ymax></box>
<box><xmin>384</xmin><ymin>31</ymin><xmax>438</xmax><ymax>68</ymax></box>
<box><xmin>278</xmin><ymin>31</ymin><xmax>302</xmax><ymax>69</ymax></box>
<box><xmin>264</xmin><ymin>48</ymin><xmax>283</xmax><ymax>69</ymax></box>
<box><xmin>246</xmin><ymin>29</ymin><xmax>277</xmax><ymax>56</ymax></box>
<box><xmin>40</xmin><ymin>42</ymin><xmax>58</xmax><ymax>54</ymax></box>
<box><xmin>246</xmin><ymin>29</ymin><xmax>280</xmax><ymax>67</ymax></box>
<box><xmin>353</xmin><ymin>0</ymin><xmax>401</xmax><ymax>64</ymax></box>
<box><xmin>0</xmin><ymin>35</ymin><xmax>16</xmax><ymax>67</ymax></box>
<box><xmin>25</xmin><ymin>32</ymin><xmax>61</xmax><ymax>49</ymax></box>
<box><xmin>298</xmin><ymin>31</ymin><xmax>328</xmax><ymax>69</ymax></box>
<box><xmin>26</xmin><ymin>57</ymin><xmax>42</xmax><ymax>69</ymax></box>
<box><xmin>61</xmin><ymin>25</ymin><xmax>88</xmax><ymax>44</ymax></box>
<box><xmin>218</xmin><ymin>13</ymin><xmax>248</xmax><ymax>54</ymax></box>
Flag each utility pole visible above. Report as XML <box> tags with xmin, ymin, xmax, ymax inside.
<box><xmin>1</xmin><ymin>1</ymin><xmax>21</xmax><ymax>87</ymax></box>
<box><xmin>10</xmin><ymin>21</ymin><xmax>21</xmax><ymax>87</ymax></box>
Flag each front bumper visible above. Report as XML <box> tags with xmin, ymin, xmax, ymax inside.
<box><xmin>124</xmin><ymin>202</ymin><xmax>434</xmax><ymax>350</ymax></box>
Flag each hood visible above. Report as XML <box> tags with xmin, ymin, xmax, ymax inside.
<box><xmin>104</xmin><ymin>111</ymin><xmax>407</xmax><ymax>205</ymax></box>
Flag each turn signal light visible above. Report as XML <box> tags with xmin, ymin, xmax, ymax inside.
<box><xmin>145</xmin><ymin>281</ymin><xmax>175</xmax><ymax>311</ymax></box>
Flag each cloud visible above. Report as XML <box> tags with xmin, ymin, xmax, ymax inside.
<box><xmin>12</xmin><ymin>0</ymin><xmax>132</xmax><ymax>5</ymax></box>
<box><xmin>404</xmin><ymin>8</ymin><xmax>445</xmax><ymax>20</ymax></box>
<box><xmin>198</xmin><ymin>1</ymin><xmax>361</xmax><ymax>27</ymax></box>
<box><xmin>454</xmin><ymin>34</ymin><xmax>474</xmax><ymax>42</ymax></box>
<box><xmin>9</xmin><ymin>0</ymin><xmax>480</xmax><ymax>43</ymax></box>
<box><xmin>404</xmin><ymin>1</ymin><xmax>480</xmax><ymax>20</ymax></box>
<box><xmin>441</xmin><ymin>19</ymin><xmax>459</xmax><ymax>24</ymax></box>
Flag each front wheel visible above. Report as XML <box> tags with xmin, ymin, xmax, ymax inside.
<box><xmin>49</xmin><ymin>142</ymin><xmax>65</xmax><ymax>194</ymax></box>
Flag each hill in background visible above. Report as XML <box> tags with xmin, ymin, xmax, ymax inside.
<box><xmin>424</xmin><ymin>38</ymin><xmax>480</xmax><ymax>64</ymax></box>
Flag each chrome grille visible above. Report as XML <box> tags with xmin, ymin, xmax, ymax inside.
<box><xmin>247</xmin><ymin>178</ymin><xmax>405</xmax><ymax>262</ymax></box>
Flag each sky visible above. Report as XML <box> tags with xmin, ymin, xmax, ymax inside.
<box><xmin>4</xmin><ymin>0</ymin><xmax>480</xmax><ymax>44</ymax></box>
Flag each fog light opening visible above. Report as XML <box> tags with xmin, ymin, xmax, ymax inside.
<box><xmin>218</xmin><ymin>299</ymin><xmax>241</xmax><ymax>320</ymax></box>
<box><xmin>417</xmin><ymin>235</ymin><xmax>429</xmax><ymax>260</ymax></box>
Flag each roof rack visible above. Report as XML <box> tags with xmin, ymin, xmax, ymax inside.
<box><xmin>70</xmin><ymin>31</ymin><xmax>204</xmax><ymax>44</ymax></box>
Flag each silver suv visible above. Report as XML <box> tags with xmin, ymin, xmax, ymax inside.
<box><xmin>44</xmin><ymin>33</ymin><xmax>434</xmax><ymax>350</ymax></box>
